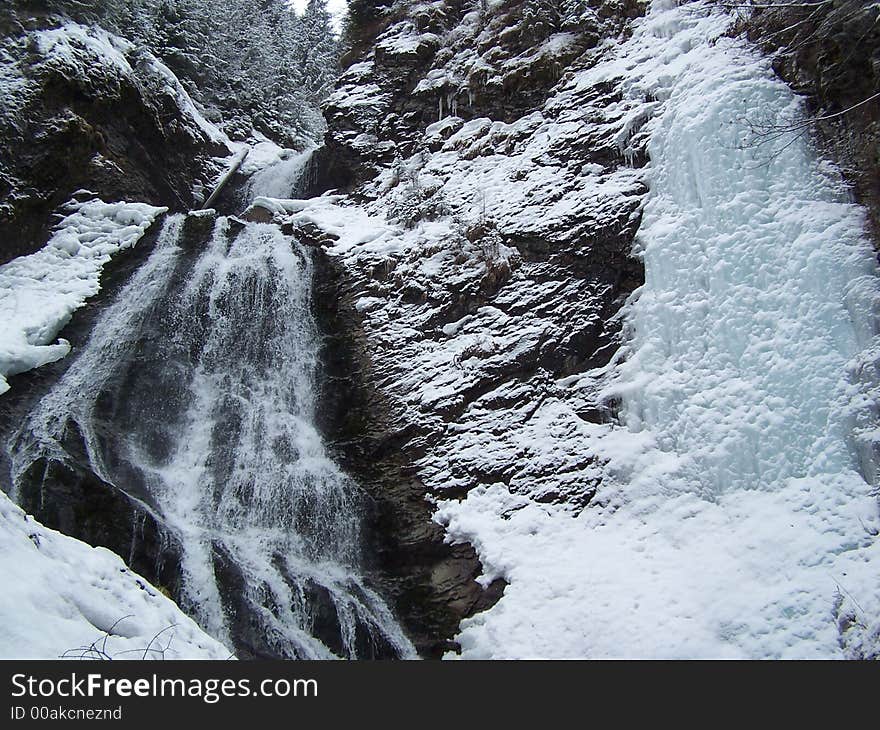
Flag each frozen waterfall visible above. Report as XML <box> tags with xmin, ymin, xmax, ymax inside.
<box><xmin>440</xmin><ymin>0</ymin><xmax>880</xmax><ymax>659</ymax></box>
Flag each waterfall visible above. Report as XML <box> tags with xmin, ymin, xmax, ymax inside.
<box><xmin>245</xmin><ymin>147</ymin><xmax>316</xmax><ymax>201</ymax></box>
<box><xmin>7</xmin><ymin>211</ymin><xmax>415</xmax><ymax>659</ymax></box>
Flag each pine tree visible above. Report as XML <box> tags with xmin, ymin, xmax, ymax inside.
<box><xmin>49</xmin><ymin>0</ymin><xmax>340</xmax><ymax>146</ymax></box>
<box><xmin>300</xmin><ymin>0</ymin><xmax>339</xmax><ymax>102</ymax></box>
<box><xmin>342</xmin><ymin>0</ymin><xmax>394</xmax><ymax>56</ymax></box>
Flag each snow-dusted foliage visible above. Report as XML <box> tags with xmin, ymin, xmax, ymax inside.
<box><xmin>0</xmin><ymin>486</ymin><xmax>228</xmax><ymax>659</ymax></box>
<box><xmin>45</xmin><ymin>0</ymin><xmax>340</xmax><ymax>146</ymax></box>
<box><xmin>0</xmin><ymin>198</ymin><xmax>166</xmax><ymax>395</ymax></box>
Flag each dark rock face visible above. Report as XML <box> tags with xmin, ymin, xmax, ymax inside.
<box><xmin>314</xmin><ymin>0</ymin><xmax>645</xmax><ymax>196</ymax></box>
<box><xmin>307</xmin><ymin>0</ymin><xmax>649</xmax><ymax>656</ymax></box>
<box><xmin>312</xmin><ymin>250</ymin><xmax>506</xmax><ymax>658</ymax></box>
<box><xmin>0</xmin><ymin>4</ymin><xmax>229</xmax><ymax>264</ymax></box>
<box><xmin>743</xmin><ymin>1</ymin><xmax>880</xmax><ymax>241</ymax></box>
<box><xmin>16</xmin><ymin>455</ymin><xmax>184</xmax><ymax>597</ymax></box>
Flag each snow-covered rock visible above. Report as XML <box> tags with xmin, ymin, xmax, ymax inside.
<box><xmin>0</xmin><ymin>12</ymin><xmax>232</xmax><ymax>264</ymax></box>
<box><xmin>299</xmin><ymin>0</ymin><xmax>880</xmax><ymax>658</ymax></box>
<box><xmin>0</xmin><ymin>198</ymin><xmax>166</xmax><ymax>395</ymax></box>
<box><xmin>0</xmin><ymin>486</ymin><xmax>228</xmax><ymax>659</ymax></box>
<box><xmin>291</xmin><ymin>0</ymin><xmax>650</xmax><ymax>654</ymax></box>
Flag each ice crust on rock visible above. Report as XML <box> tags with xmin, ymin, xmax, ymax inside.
<box><xmin>0</xmin><ymin>199</ymin><xmax>166</xmax><ymax>395</ymax></box>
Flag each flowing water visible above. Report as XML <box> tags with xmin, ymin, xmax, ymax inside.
<box><xmin>244</xmin><ymin>147</ymin><xmax>316</xmax><ymax>201</ymax></box>
<box><xmin>6</xmin><ymin>159</ymin><xmax>415</xmax><ymax>658</ymax></box>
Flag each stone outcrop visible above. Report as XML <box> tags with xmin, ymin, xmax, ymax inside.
<box><xmin>313</xmin><ymin>0</ymin><xmax>645</xmax><ymax>194</ymax></box>
<box><xmin>0</xmin><ymin>3</ymin><xmax>230</xmax><ymax>265</ymax></box>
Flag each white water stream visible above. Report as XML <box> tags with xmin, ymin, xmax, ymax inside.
<box><xmin>9</xmin><ymin>169</ymin><xmax>414</xmax><ymax>658</ymax></box>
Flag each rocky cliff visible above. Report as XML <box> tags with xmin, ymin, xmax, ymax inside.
<box><xmin>2</xmin><ymin>0</ymin><xmax>879</xmax><ymax>660</ymax></box>
<box><xmin>0</xmin><ymin>3</ymin><xmax>231</xmax><ymax>265</ymax></box>
<box><xmin>278</xmin><ymin>0</ymin><xmax>880</xmax><ymax>657</ymax></box>
<box><xmin>292</xmin><ymin>0</ymin><xmax>651</xmax><ymax>656</ymax></box>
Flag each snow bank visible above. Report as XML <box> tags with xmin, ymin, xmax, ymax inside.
<box><xmin>0</xmin><ymin>488</ymin><xmax>228</xmax><ymax>659</ymax></box>
<box><xmin>36</xmin><ymin>24</ymin><xmax>132</xmax><ymax>78</ymax></box>
<box><xmin>0</xmin><ymin>199</ymin><xmax>166</xmax><ymax>395</ymax></box>
<box><xmin>262</xmin><ymin>195</ymin><xmax>393</xmax><ymax>250</ymax></box>
<box><xmin>438</xmin><ymin>0</ymin><xmax>880</xmax><ymax>659</ymax></box>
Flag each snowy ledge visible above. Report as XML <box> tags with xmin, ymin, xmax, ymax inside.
<box><xmin>0</xmin><ymin>199</ymin><xmax>167</xmax><ymax>395</ymax></box>
<box><xmin>0</xmin><ymin>488</ymin><xmax>228</xmax><ymax>659</ymax></box>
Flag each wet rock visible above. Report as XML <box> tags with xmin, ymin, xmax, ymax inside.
<box><xmin>241</xmin><ymin>204</ymin><xmax>274</xmax><ymax>224</ymax></box>
<box><xmin>281</xmin><ymin>218</ymin><xmax>340</xmax><ymax>247</ymax></box>
<box><xmin>180</xmin><ymin>209</ymin><xmax>217</xmax><ymax>249</ymax></box>
<box><xmin>312</xmin><ymin>249</ymin><xmax>506</xmax><ymax>658</ymax></box>
<box><xmin>15</xmin><ymin>456</ymin><xmax>183</xmax><ymax>599</ymax></box>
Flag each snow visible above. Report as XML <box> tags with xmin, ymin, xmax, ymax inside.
<box><xmin>436</xmin><ymin>0</ymin><xmax>880</xmax><ymax>659</ymax></box>
<box><xmin>33</xmin><ymin>22</ymin><xmax>232</xmax><ymax>154</ymax></box>
<box><xmin>36</xmin><ymin>24</ymin><xmax>133</xmax><ymax>78</ymax></box>
<box><xmin>238</xmin><ymin>134</ymin><xmax>289</xmax><ymax>176</ymax></box>
<box><xmin>134</xmin><ymin>52</ymin><xmax>231</xmax><ymax>149</ymax></box>
<box><xmin>259</xmin><ymin>195</ymin><xmax>394</xmax><ymax>252</ymax></box>
<box><xmin>376</xmin><ymin>27</ymin><xmax>439</xmax><ymax>57</ymax></box>
<box><xmin>326</xmin><ymin>82</ymin><xmax>392</xmax><ymax>118</ymax></box>
<box><xmin>0</xmin><ymin>487</ymin><xmax>229</xmax><ymax>659</ymax></box>
<box><xmin>0</xmin><ymin>199</ymin><xmax>166</xmax><ymax>395</ymax></box>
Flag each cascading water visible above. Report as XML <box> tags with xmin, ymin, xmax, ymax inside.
<box><xmin>244</xmin><ymin>147</ymin><xmax>316</xmax><ymax>202</ymax></box>
<box><xmin>7</xmin><ymin>183</ymin><xmax>415</xmax><ymax>658</ymax></box>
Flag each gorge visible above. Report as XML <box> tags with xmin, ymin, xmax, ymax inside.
<box><xmin>0</xmin><ymin>0</ymin><xmax>879</xmax><ymax>660</ymax></box>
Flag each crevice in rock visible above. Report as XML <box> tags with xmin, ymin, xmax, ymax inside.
<box><xmin>311</xmin><ymin>246</ymin><xmax>506</xmax><ymax>658</ymax></box>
